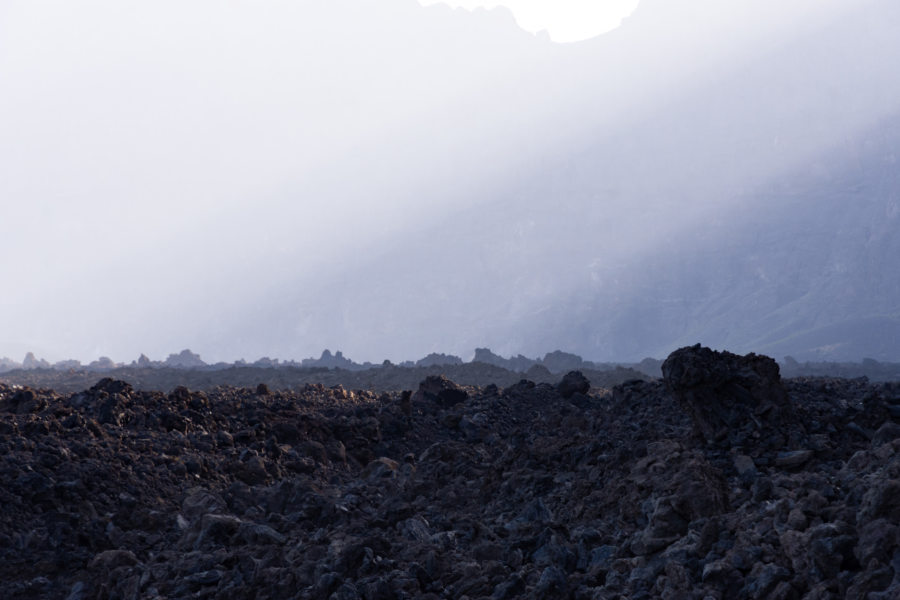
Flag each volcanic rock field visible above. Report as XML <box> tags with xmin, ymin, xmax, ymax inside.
<box><xmin>2</xmin><ymin>345</ymin><xmax>900</xmax><ymax>599</ymax></box>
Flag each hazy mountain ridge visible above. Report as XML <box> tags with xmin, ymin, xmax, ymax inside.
<box><xmin>0</xmin><ymin>347</ymin><xmax>647</xmax><ymax>376</ymax></box>
<box><xmin>610</xmin><ymin>113</ymin><xmax>900</xmax><ymax>361</ymax></box>
<box><xmin>3</xmin><ymin>0</ymin><xmax>898</xmax><ymax>363</ymax></box>
<box><xmin>524</xmin><ymin>1</ymin><xmax>900</xmax><ymax>362</ymax></box>
<box><xmin>246</xmin><ymin>0</ymin><xmax>900</xmax><ymax>363</ymax></box>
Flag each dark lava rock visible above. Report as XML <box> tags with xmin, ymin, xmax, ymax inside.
<box><xmin>412</xmin><ymin>374</ymin><xmax>468</xmax><ymax>408</ymax></box>
<box><xmin>89</xmin><ymin>377</ymin><xmax>133</xmax><ymax>397</ymax></box>
<box><xmin>662</xmin><ymin>344</ymin><xmax>800</xmax><ymax>448</ymax></box>
<box><xmin>557</xmin><ymin>370</ymin><xmax>590</xmax><ymax>399</ymax></box>
<box><xmin>0</xmin><ymin>348</ymin><xmax>898</xmax><ymax>599</ymax></box>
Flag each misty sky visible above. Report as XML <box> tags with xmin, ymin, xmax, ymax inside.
<box><xmin>2</xmin><ymin>0</ymin><xmax>897</xmax><ymax>364</ymax></box>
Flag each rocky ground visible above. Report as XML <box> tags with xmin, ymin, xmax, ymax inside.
<box><xmin>0</xmin><ymin>363</ymin><xmax>648</xmax><ymax>396</ymax></box>
<box><xmin>1</xmin><ymin>345</ymin><xmax>899</xmax><ymax>599</ymax></box>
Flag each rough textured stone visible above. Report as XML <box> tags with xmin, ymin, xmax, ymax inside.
<box><xmin>0</xmin><ymin>354</ymin><xmax>897</xmax><ymax>599</ymax></box>
<box><xmin>412</xmin><ymin>375</ymin><xmax>469</xmax><ymax>408</ymax></box>
<box><xmin>662</xmin><ymin>344</ymin><xmax>800</xmax><ymax>448</ymax></box>
<box><xmin>557</xmin><ymin>370</ymin><xmax>590</xmax><ymax>399</ymax></box>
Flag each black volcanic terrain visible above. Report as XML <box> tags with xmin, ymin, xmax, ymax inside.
<box><xmin>2</xmin><ymin>345</ymin><xmax>900</xmax><ymax>599</ymax></box>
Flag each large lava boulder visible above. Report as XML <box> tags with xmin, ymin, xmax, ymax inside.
<box><xmin>662</xmin><ymin>344</ymin><xmax>800</xmax><ymax>449</ymax></box>
<box><xmin>557</xmin><ymin>371</ymin><xmax>590</xmax><ymax>399</ymax></box>
<box><xmin>412</xmin><ymin>375</ymin><xmax>468</xmax><ymax>409</ymax></box>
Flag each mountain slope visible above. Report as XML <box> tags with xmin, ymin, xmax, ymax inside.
<box><xmin>248</xmin><ymin>0</ymin><xmax>900</xmax><ymax>362</ymax></box>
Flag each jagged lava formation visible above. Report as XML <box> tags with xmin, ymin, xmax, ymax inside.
<box><xmin>2</xmin><ymin>345</ymin><xmax>900</xmax><ymax>599</ymax></box>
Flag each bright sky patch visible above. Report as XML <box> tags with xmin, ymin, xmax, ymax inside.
<box><xmin>417</xmin><ymin>0</ymin><xmax>641</xmax><ymax>43</ymax></box>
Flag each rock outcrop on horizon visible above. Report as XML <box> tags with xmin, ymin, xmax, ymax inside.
<box><xmin>164</xmin><ymin>349</ymin><xmax>207</xmax><ymax>369</ymax></box>
<box><xmin>22</xmin><ymin>352</ymin><xmax>50</xmax><ymax>370</ymax></box>
<box><xmin>415</xmin><ymin>353</ymin><xmax>464</xmax><ymax>368</ymax></box>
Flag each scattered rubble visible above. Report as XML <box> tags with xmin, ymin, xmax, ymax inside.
<box><xmin>1</xmin><ymin>345</ymin><xmax>899</xmax><ymax>599</ymax></box>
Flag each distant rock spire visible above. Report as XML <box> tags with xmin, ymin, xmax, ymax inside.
<box><xmin>23</xmin><ymin>352</ymin><xmax>50</xmax><ymax>370</ymax></box>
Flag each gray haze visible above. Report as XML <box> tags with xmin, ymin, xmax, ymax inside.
<box><xmin>2</xmin><ymin>0</ymin><xmax>899</xmax><ymax>364</ymax></box>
